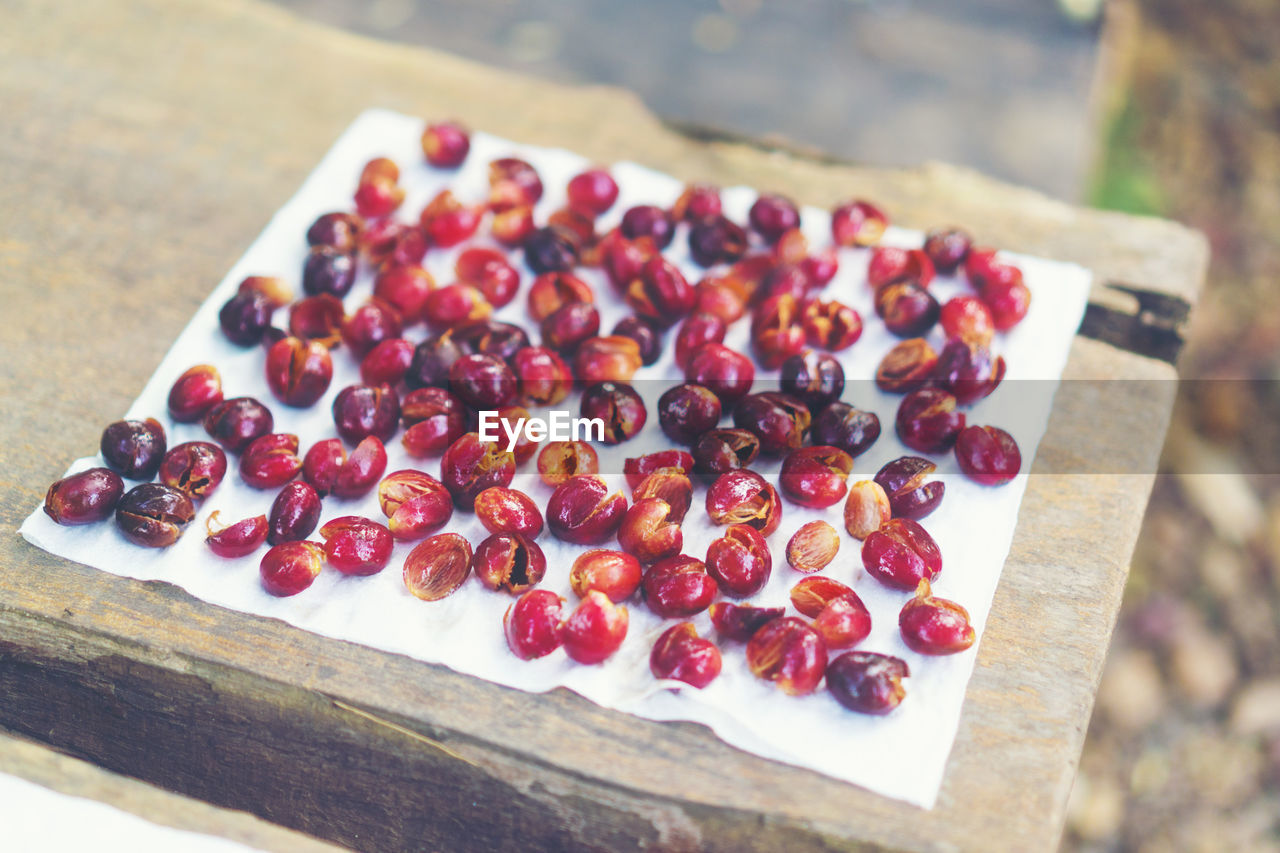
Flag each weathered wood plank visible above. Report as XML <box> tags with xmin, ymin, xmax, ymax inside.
<box><xmin>0</xmin><ymin>733</ymin><xmax>343</xmax><ymax>852</ymax></box>
<box><xmin>0</xmin><ymin>0</ymin><xmax>1207</xmax><ymax>850</ymax></box>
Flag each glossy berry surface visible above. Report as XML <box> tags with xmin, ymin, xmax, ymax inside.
<box><xmin>650</xmin><ymin>623</ymin><xmax>722</xmax><ymax>689</ymax></box>
<box><xmin>862</xmin><ymin>518</ymin><xmax>943</xmax><ymax>590</ymax></box>
<box><xmin>779</xmin><ymin>446</ymin><xmax>853</xmax><ymax>508</ymax></box>
<box><xmin>705</xmin><ymin>523</ymin><xmax>772</xmax><ymax>598</ymax></box>
<box><xmin>561</xmin><ymin>591</ymin><xmax>629</xmax><ymax>664</ymax></box>
<box><xmin>158</xmin><ymin>441</ymin><xmax>227</xmax><ymax>500</ymax></box>
<box><xmin>827</xmin><ymin>652</ymin><xmax>909</xmax><ymax>715</ymax></box>
<box><xmin>779</xmin><ymin>352</ymin><xmax>844</xmax><ymax>412</ymax></box>
<box><xmin>504</xmin><ymin>589</ymin><xmax>566</xmax><ymax>660</ymax></box>
<box><xmin>705</xmin><ymin>469</ymin><xmax>782</xmax><ymax>536</ymax></box>
<box><xmin>168</xmin><ymin>365</ymin><xmax>223</xmax><ymax>423</ymax></box>
<box><xmin>44</xmin><ymin>468</ymin><xmax>124</xmax><ymax>525</ymax></box>
<box><xmin>642</xmin><ymin>555</ymin><xmax>717</xmax><ymax>619</ymax></box>
<box><xmin>895</xmin><ymin>387</ymin><xmax>965</xmax><ymax>454</ymax></box>
<box><xmin>205</xmin><ymin>512</ymin><xmax>269</xmax><ymax>558</ymax></box>
<box><xmin>657</xmin><ymin>383</ymin><xmax>722</xmax><ymax>446</ymax></box>
<box><xmin>115</xmin><ymin>483</ymin><xmax>194</xmax><ymax>548</ymax></box>
<box><xmin>203</xmin><ymin>397</ymin><xmax>274</xmax><ymax>454</ymax></box>
<box><xmin>537</xmin><ymin>440</ymin><xmax>599</xmax><ymax>487</ymax></box>
<box><xmin>954</xmin><ymin>425</ymin><xmax>1022</xmax><ymax>485</ymax></box>
<box><xmin>319</xmin><ymin>516</ymin><xmax>394</xmax><ymax>576</ymax></box>
<box><xmin>709</xmin><ymin>602</ymin><xmax>784</xmax><ymax>642</ymax></box>
<box><xmin>472</xmin><ymin>532</ymin><xmax>547</xmax><ymax>594</ymax></box>
<box><xmin>260</xmin><ymin>541</ymin><xmax>325</xmax><ymax>596</ymax></box>
<box><xmin>547</xmin><ymin>475</ymin><xmax>628</xmax><ymax>545</ymax></box>
<box><xmin>570</xmin><ymin>549</ymin><xmax>643</xmax><ymax>602</ymax></box>
<box><xmin>899</xmin><ymin>579</ymin><xmax>976</xmax><ymax>655</ymax></box>
<box><xmin>100</xmin><ymin>419</ymin><xmax>166</xmax><ymax>480</ymax></box>
<box><xmin>746</xmin><ymin>617</ymin><xmax>828</xmax><ymax>696</ymax></box>
<box><xmin>440</xmin><ymin>433</ymin><xmax>516</xmax><ymax>510</ymax></box>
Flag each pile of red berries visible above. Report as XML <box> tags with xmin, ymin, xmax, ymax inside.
<box><xmin>43</xmin><ymin>118</ymin><xmax>1032</xmax><ymax>718</ymax></box>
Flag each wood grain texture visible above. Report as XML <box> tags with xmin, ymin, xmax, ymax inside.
<box><xmin>0</xmin><ymin>733</ymin><xmax>343</xmax><ymax>852</ymax></box>
<box><xmin>0</xmin><ymin>0</ymin><xmax>1207</xmax><ymax>850</ymax></box>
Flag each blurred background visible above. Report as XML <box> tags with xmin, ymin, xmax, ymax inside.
<box><xmin>267</xmin><ymin>0</ymin><xmax>1276</xmax><ymax>849</ymax></box>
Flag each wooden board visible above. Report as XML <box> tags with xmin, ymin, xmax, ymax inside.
<box><xmin>0</xmin><ymin>0</ymin><xmax>1207</xmax><ymax>850</ymax></box>
<box><xmin>0</xmin><ymin>732</ymin><xmax>343</xmax><ymax>852</ymax></box>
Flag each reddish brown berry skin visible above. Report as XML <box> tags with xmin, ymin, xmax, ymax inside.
<box><xmin>939</xmin><ymin>296</ymin><xmax>995</xmax><ymax>346</ymax></box>
<box><xmin>302</xmin><ymin>245</ymin><xmax>358</xmax><ymax>297</ymax></box>
<box><xmin>786</xmin><ymin>520</ymin><xmax>841</xmax><ymax>573</ymax></box>
<box><xmin>100</xmin><ymin>419</ymin><xmax>167</xmax><ymax>480</ymax></box>
<box><xmin>569</xmin><ymin>550</ymin><xmax>643</xmax><ymax>602</ymax></box>
<box><xmin>687</xmin><ymin>215</ymin><xmax>748</xmax><ymax>267</ymax></box>
<box><xmin>374</xmin><ymin>265</ymin><xmax>434</xmax><ymax>325</ymax></box>
<box><xmin>167</xmin><ymin>365</ymin><xmax>223</xmax><ymax>423</ymax></box>
<box><xmin>746</xmin><ymin>617</ymin><xmax>828</xmax><ymax>696</ymax></box>
<box><xmin>779</xmin><ymin>352</ymin><xmax>844</xmax><ymax>412</ymax></box>
<box><xmin>705</xmin><ymin>524</ymin><xmax>772</xmax><ymax>598</ymax></box>
<box><xmin>422</xmin><ymin>120</ymin><xmax>470</xmax><ymax>168</ymax></box>
<box><xmin>617</xmin><ymin>498</ymin><xmax>682</xmax><ymax>565</ymax></box>
<box><xmin>513</xmin><ymin>345</ymin><xmax>573</xmax><ymax>407</ymax></box>
<box><xmin>811</xmin><ymin>403</ymin><xmax>880</xmax><ymax>459</ymax></box>
<box><xmin>288</xmin><ymin>294</ymin><xmax>344</xmax><ymax>348</ymax></box>
<box><xmin>831</xmin><ymin>200</ymin><xmax>887</xmax><ymax>247</ymax></box>
<box><xmin>876</xmin><ymin>338</ymin><xmax>939</xmax><ymax>394</ymax></box>
<box><xmin>981</xmin><ymin>266</ymin><xmax>1031</xmax><ymax>330</ymax></box>
<box><xmin>673</xmin><ymin>313</ymin><xmax>727</xmax><ymax>371</ymax></box>
<box><xmin>449</xmin><ymin>354</ymin><xmax>517</xmax><ymax>410</ymax></box>
<box><xmin>867</xmin><ymin>247</ymin><xmax>935</xmax><ymax>290</ymax></box>
<box><xmin>705</xmin><ymin>470</ymin><xmax>782</xmax><ymax>537</ymax></box>
<box><xmin>624</xmin><ymin>256</ymin><xmax>694</xmax><ymax>327</ymax></box>
<box><xmin>874</xmin><ymin>456</ymin><xmax>945</xmax><ymax>520</ymax></box>
<box><xmin>157</xmin><ymin>441</ymin><xmax>227</xmax><ymax>500</ymax></box>
<box><xmin>44</xmin><ymin>468</ymin><xmax>124</xmax><ymax>525</ymax></box>
<box><xmin>580</xmin><ymin>382</ymin><xmax>647</xmax><ymax>444</ymax></box>
<box><xmin>472</xmin><ymin>532</ymin><xmax>547</xmax><ymax>594</ymax></box>
<box><xmin>932</xmin><ymin>338</ymin><xmax>1006</xmax><ymax>405</ymax></box>
<box><xmin>307</xmin><ymin>212</ymin><xmax>363</xmax><ymax>252</ymax></box>
<box><xmin>642</xmin><ymin>555</ymin><xmax>717</xmax><ymax>619</ymax></box>
<box><xmin>205</xmin><ymin>512</ymin><xmax>268</xmax><ymax>558</ymax></box>
<box><xmin>204</xmin><ymin>397</ymin><xmax>274</xmax><ymax>454</ymax></box>
<box><xmin>779</xmin><ymin>446</ymin><xmax>853</xmax><ymax>509</ymax></box>
<box><xmin>733</xmin><ymin>393</ymin><xmax>811</xmax><ymax>456</ymax></box>
<box><xmin>709</xmin><ymin>602</ymin><xmax>784</xmax><ymax>642</ymax></box>
<box><xmin>114</xmin><ymin>483</ymin><xmax>194</xmax><ymax>547</ymax></box>
<box><xmin>750</xmin><ymin>294</ymin><xmax>807</xmax><ymax>370</ymax></box>
<box><xmin>267</xmin><ymin>481</ymin><xmax>322</xmax><ymax>545</ymax></box>
<box><xmin>684</xmin><ymin>343</ymin><xmax>755</xmax><ymax>404</ymax></box>
<box><xmin>813</xmin><ymin>593</ymin><xmax>872</xmax><ymax>650</ymax></box>
<box><xmin>504</xmin><ymin>589</ymin><xmax>566</xmax><ymax>660</ymax></box>
<box><xmin>790</xmin><ymin>576</ymin><xmax>856</xmax><ymax>618</ymax></box>
<box><xmin>341</xmin><ymin>299</ymin><xmax>403</xmax><ymax>358</ymax></box>
<box><xmin>310</xmin><ymin>517</ymin><xmax>388</xmax><ymax>576</ymax></box>
<box><xmin>378</xmin><ymin>470</ymin><xmax>454</xmax><ymax>541</ymax></box>
<box><xmin>566</xmin><ymin>168</ymin><xmax>619</xmax><ymax>216</ymax></box>
<box><xmin>691</xmin><ymin>429</ymin><xmax>760</xmax><ymax>478</ymax></box>
<box><xmin>403</xmin><ymin>533</ymin><xmax>472</xmax><ymax>601</ymax></box>
<box><xmin>802</xmin><ymin>300</ymin><xmax>862</xmax><ymax>351</ymax></box>
<box><xmin>527</xmin><ymin>271</ymin><xmax>593</xmax><ymax>322</ymax></box>
<box><xmin>876</xmin><ymin>282</ymin><xmax>940</xmax><ymax>338</ymax></box>
<box><xmin>333</xmin><ymin>437</ymin><xmax>388</xmax><ymax>499</ymax></box>
<box><xmin>862</xmin><ymin>518</ymin><xmax>943</xmax><ymax>590</ymax></box>
<box><xmin>623</xmin><ymin>451</ymin><xmax>694</xmax><ymax>491</ymax></box>
<box><xmin>547</xmin><ymin>475</ymin><xmax>628</xmax><ymax>545</ymax></box>
<box><xmin>490</xmin><ymin>157</ymin><xmax>544</xmax><ymax>212</ymax></box>
<box><xmin>620</xmin><ymin>204</ymin><xmax>675</xmax><ymax>249</ymax></box>
<box><xmin>420</xmin><ymin>190</ymin><xmax>483</xmax><ymax>248</ymax></box>
<box><xmin>561</xmin><ymin>591</ymin><xmax>629</xmax><ymax>664</ymax></box>
<box><xmin>827</xmin><ymin>652</ymin><xmax>909</xmax><ymax>715</ymax></box>
<box><xmin>748</xmin><ymin>193</ymin><xmax>800</xmax><ymax>243</ymax></box>
<box><xmin>672</xmin><ymin>183</ymin><xmax>722</xmax><ymax>222</ymax></box>
<box><xmin>440</xmin><ymin>433</ymin><xmax>517</xmax><ymax>510</ymax></box>
<box><xmin>541</xmin><ymin>301</ymin><xmax>600</xmax><ymax>354</ymax></box>
<box><xmin>650</xmin><ymin>623</ymin><xmax>722</xmax><ymax>688</ymax></box>
<box><xmin>360</xmin><ymin>338</ymin><xmax>415</xmax><ymax>388</ymax></box>
<box><xmin>537</xmin><ymin>441</ymin><xmax>599</xmax><ymax>486</ymax></box>
<box><xmin>400</xmin><ymin>388</ymin><xmax>466</xmax><ymax>458</ymax></box>
<box><xmin>219</xmin><ymin>291</ymin><xmax>272</xmax><ymax>346</ymax></box>
<box><xmin>896</xmin><ymin>388</ymin><xmax>965</xmax><ymax>454</ymax></box>
<box><xmin>923</xmin><ymin>227</ymin><xmax>972</xmax><ymax>274</ymax></box>
<box><xmin>264</xmin><ymin>337</ymin><xmax>333</xmax><ymax>408</ymax></box>
<box><xmin>899</xmin><ymin>579</ymin><xmax>976</xmax><ymax>654</ymax></box>
<box><xmin>260</xmin><ymin>541</ymin><xmax>325</xmax><ymax>596</ymax></box>
<box><xmin>657</xmin><ymin>384</ymin><xmax>722</xmax><ymax>446</ymax></box>
<box><xmin>239</xmin><ymin>433</ymin><xmax>302</xmax><ymax>489</ymax></box>
<box><xmin>474</xmin><ymin>487</ymin><xmax>544</xmax><ymax>538</ymax></box>
<box><xmin>632</xmin><ymin>468</ymin><xmax>693</xmax><ymax>524</ymax></box>
<box><xmin>302</xmin><ymin>438</ymin><xmax>345</xmax><ymax>496</ymax></box>
<box><xmin>954</xmin><ymin>425</ymin><xmax>1022</xmax><ymax>486</ymax></box>
<box><xmin>332</xmin><ymin>384</ymin><xmax>401</xmax><ymax>445</ymax></box>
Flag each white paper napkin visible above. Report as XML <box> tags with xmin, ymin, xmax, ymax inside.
<box><xmin>21</xmin><ymin>109</ymin><xmax>1091</xmax><ymax>808</ymax></box>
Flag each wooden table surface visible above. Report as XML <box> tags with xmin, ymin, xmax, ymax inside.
<box><xmin>0</xmin><ymin>1</ymin><xmax>1207</xmax><ymax>850</ymax></box>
